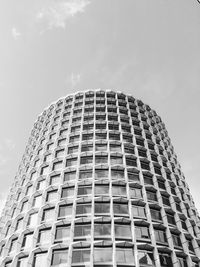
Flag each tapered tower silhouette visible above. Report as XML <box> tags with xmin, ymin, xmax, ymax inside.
<box><xmin>0</xmin><ymin>90</ymin><xmax>199</xmax><ymax>267</ymax></box>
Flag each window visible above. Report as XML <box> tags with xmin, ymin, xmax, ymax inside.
<box><xmin>5</xmin><ymin>224</ymin><xmax>10</xmax><ymax>237</ymax></box>
<box><xmin>140</xmin><ymin>160</ymin><xmax>150</xmax><ymax>170</ymax></box>
<box><xmin>36</xmin><ymin>180</ymin><xmax>45</xmax><ymax>190</ymax></box>
<box><xmin>180</xmin><ymin>219</ymin><xmax>187</xmax><ymax>231</ymax></box>
<box><xmin>68</xmin><ymin>145</ymin><xmax>79</xmax><ymax>154</ymax></box>
<box><xmin>69</xmin><ymin>135</ymin><xmax>79</xmax><ymax>143</ymax></box>
<box><xmin>126</xmin><ymin>156</ymin><xmax>137</xmax><ymax>167</ymax></box>
<box><xmin>58</xmin><ymin>205</ymin><xmax>72</xmax><ymax>218</ymax></box>
<box><xmin>95</xmin><ymin>155</ymin><xmax>108</xmax><ymax>164</ymax></box>
<box><xmin>93</xmin><ymin>247</ymin><xmax>112</xmax><ymax>263</ymax></box>
<box><xmin>77</xmin><ymin>185</ymin><xmax>92</xmax><ymax>196</ymax></box>
<box><xmin>187</xmin><ymin>238</ymin><xmax>194</xmax><ymax>253</ymax></box>
<box><xmin>51</xmin><ymin>249</ymin><xmax>68</xmax><ymax>266</ymax></box>
<box><xmin>113</xmin><ymin>202</ymin><xmax>129</xmax><ymax>215</ymax></box>
<box><xmin>143</xmin><ymin>174</ymin><xmax>153</xmax><ymax>185</ymax></box>
<box><xmin>41</xmin><ymin>165</ymin><xmax>49</xmax><ymax>175</ymax></box>
<box><xmin>95</xmin><ymin>169</ymin><xmax>108</xmax><ymax>179</ymax></box>
<box><xmin>135</xmin><ymin>226</ymin><xmax>150</xmax><ymax>240</ymax></box>
<box><xmin>171</xmin><ymin>233</ymin><xmax>181</xmax><ymax>247</ymax></box>
<box><xmin>42</xmin><ymin>208</ymin><xmax>54</xmax><ymax>222</ymax></box>
<box><xmin>5</xmin><ymin>262</ymin><xmax>12</xmax><ymax>267</ymax></box>
<box><xmin>82</xmin><ymin>133</ymin><xmax>93</xmax><ymax>141</ymax></box>
<box><xmin>166</xmin><ymin>213</ymin><xmax>176</xmax><ymax>225</ymax></box>
<box><xmin>26</xmin><ymin>185</ymin><xmax>33</xmax><ymax>196</ymax></box>
<box><xmin>110</xmin><ymin>155</ymin><xmax>123</xmax><ymax>165</ymax></box>
<box><xmin>146</xmin><ymin>190</ymin><xmax>157</xmax><ymax>202</ymax></box>
<box><xmin>138</xmin><ymin>251</ymin><xmax>154</xmax><ymax>266</ymax></box>
<box><xmin>158</xmin><ymin>180</ymin><xmax>166</xmax><ymax>190</ymax></box>
<box><xmin>136</xmin><ymin>138</ymin><xmax>144</xmax><ymax>146</ymax></box>
<box><xmin>55</xmin><ymin>149</ymin><xmax>65</xmax><ymax>158</ymax></box>
<box><xmin>95</xmin><ymin>202</ymin><xmax>110</xmax><ymax>215</ymax></box>
<box><xmin>115</xmin><ymin>224</ymin><xmax>131</xmax><ymax>240</ymax></box>
<box><xmin>83</xmin><ymin>124</ymin><xmax>93</xmax><ymax>131</ymax></box>
<box><xmin>95</xmin><ymin>184</ymin><xmax>109</xmax><ymax>195</ymax></box>
<box><xmin>116</xmin><ymin>247</ymin><xmax>135</xmax><ymax>264</ymax></box>
<box><xmin>9</xmin><ymin>238</ymin><xmax>17</xmax><ymax>253</ymax></box>
<box><xmin>109</xmin><ymin>133</ymin><xmax>120</xmax><ymax>141</ymax></box>
<box><xmin>15</xmin><ymin>218</ymin><xmax>23</xmax><ymax>231</ymax></box>
<box><xmin>72</xmin><ymin>248</ymin><xmax>90</xmax><ymax>264</ymax></box>
<box><xmin>76</xmin><ymin>203</ymin><xmax>91</xmax><ymax>216</ymax></box>
<box><xmin>150</xmin><ymin>208</ymin><xmax>162</xmax><ymax>221</ymax></box>
<box><xmin>81</xmin><ymin>144</ymin><xmax>93</xmax><ymax>152</ymax></box>
<box><xmin>96</xmin><ymin>133</ymin><xmax>107</xmax><ymax>140</ymax></box>
<box><xmin>61</xmin><ymin>187</ymin><xmax>74</xmax><ymax>198</ymax></box>
<box><xmin>33</xmin><ymin>252</ymin><xmax>47</xmax><ymax>267</ymax></box>
<box><xmin>162</xmin><ymin>195</ymin><xmax>170</xmax><ymax>206</ymax></box>
<box><xmin>154</xmin><ymin>165</ymin><xmax>162</xmax><ymax>175</ymax></box>
<box><xmin>32</xmin><ymin>195</ymin><xmax>42</xmax><ymax>208</ymax></box>
<box><xmin>80</xmin><ymin>156</ymin><xmax>93</xmax><ymax>165</ymax></box>
<box><xmin>38</xmin><ymin>228</ymin><xmax>51</xmax><ymax>245</ymax></box>
<box><xmin>66</xmin><ymin>157</ymin><xmax>77</xmax><ymax>167</ymax></box>
<box><xmin>177</xmin><ymin>257</ymin><xmax>187</xmax><ymax>267</ymax></box>
<box><xmin>50</xmin><ymin>174</ymin><xmax>60</xmax><ymax>185</ymax></box>
<box><xmin>22</xmin><ymin>232</ymin><xmax>33</xmax><ymax>249</ymax></box>
<box><xmin>0</xmin><ymin>244</ymin><xmax>4</xmax><ymax>257</ymax></box>
<box><xmin>159</xmin><ymin>254</ymin><xmax>173</xmax><ymax>267</ymax></box>
<box><xmin>74</xmin><ymin>223</ymin><xmax>91</xmax><ymax>239</ymax></box>
<box><xmin>129</xmin><ymin>187</ymin><xmax>142</xmax><ymax>198</ymax></box>
<box><xmin>132</xmin><ymin>205</ymin><xmax>146</xmax><ymax>218</ymax></box>
<box><xmin>94</xmin><ymin>223</ymin><xmax>111</xmax><ymax>238</ymax></box>
<box><xmin>154</xmin><ymin>229</ymin><xmax>167</xmax><ymax>243</ymax></box>
<box><xmin>16</xmin><ymin>257</ymin><xmax>28</xmax><ymax>267</ymax></box>
<box><xmin>127</xmin><ymin>170</ymin><xmax>139</xmax><ymax>182</ymax></box>
<box><xmin>138</xmin><ymin>149</ymin><xmax>147</xmax><ymax>157</ymax></box>
<box><xmin>111</xmin><ymin>169</ymin><xmax>124</xmax><ymax>179</ymax></box>
<box><xmin>27</xmin><ymin>212</ymin><xmax>38</xmax><ymax>227</ymax></box>
<box><xmin>110</xmin><ymin>144</ymin><xmax>121</xmax><ymax>152</ymax></box>
<box><xmin>112</xmin><ymin>185</ymin><xmax>126</xmax><ymax>196</ymax></box>
<box><xmin>79</xmin><ymin>170</ymin><xmax>92</xmax><ymax>179</ymax></box>
<box><xmin>55</xmin><ymin>225</ymin><xmax>70</xmax><ymax>242</ymax></box>
<box><xmin>46</xmin><ymin>190</ymin><xmax>57</xmax><ymax>202</ymax></box>
<box><xmin>64</xmin><ymin>171</ymin><xmax>76</xmax><ymax>181</ymax></box>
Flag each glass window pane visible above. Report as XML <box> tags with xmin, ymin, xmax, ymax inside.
<box><xmin>33</xmin><ymin>253</ymin><xmax>47</xmax><ymax>267</ymax></box>
<box><xmin>51</xmin><ymin>249</ymin><xmax>68</xmax><ymax>266</ymax></box>
<box><xmin>72</xmin><ymin>249</ymin><xmax>90</xmax><ymax>263</ymax></box>
<box><xmin>116</xmin><ymin>248</ymin><xmax>135</xmax><ymax>264</ymax></box>
<box><xmin>93</xmin><ymin>247</ymin><xmax>112</xmax><ymax>263</ymax></box>
<box><xmin>94</xmin><ymin>223</ymin><xmax>111</xmax><ymax>237</ymax></box>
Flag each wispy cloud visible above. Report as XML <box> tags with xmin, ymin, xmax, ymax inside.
<box><xmin>66</xmin><ymin>72</ymin><xmax>81</xmax><ymax>87</ymax></box>
<box><xmin>4</xmin><ymin>139</ymin><xmax>15</xmax><ymax>151</ymax></box>
<box><xmin>36</xmin><ymin>0</ymin><xmax>90</xmax><ymax>30</ymax></box>
<box><xmin>11</xmin><ymin>27</ymin><xmax>21</xmax><ymax>40</ymax></box>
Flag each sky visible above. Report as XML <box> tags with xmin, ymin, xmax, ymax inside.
<box><xmin>0</xmin><ymin>0</ymin><xmax>200</xmax><ymax>212</ymax></box>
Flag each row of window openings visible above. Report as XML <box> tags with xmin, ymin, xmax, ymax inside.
<box><xmin>35</xmin><ymin>116</ymin><xmax>165</xmax><ymax>143</ymax></box>
<box><xmin>18</xmin><ymin>173</ymin><xmax>180</xmax><ymax>207</ymax></box>
<box><xmin>6</xmin><ymin>224</ymin><xmax>183</xmax><ymax>252</ymax></box>
<box><xmin>18</xmin><ymin>178</ymin><xmax>176</xmax><ymax>206</ymax></box>
<box><xmin>37</xmin><ymin>158</ymin><xmax>164</xmax><ymax>174</ymax></box>
<box><xmin>38</xmin><ymin>130</ymin><xmax>162</xmax><ymax>147</ymax></box>
<box><xmin>45</xmin><ymin>145</ymin><xmax>162</xmax><ymax>161</ymax></box>
<box><xmin>8</xmin><ymin>202</ymin><xmax>189</xmax><ymax>234</ymax></box>
<box><xmin>3</xmin><ymin>243</ymin><xmax>193</xmax><ymax>267</ymax></box>
<box><xmin>35</xmin><ymin>141</ymin><xmax>167</xmax><ymax>162</ymax></box>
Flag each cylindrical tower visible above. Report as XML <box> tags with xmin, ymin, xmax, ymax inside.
<box><xmin>0</xmin><ymin>90</ymin><xmax>200</xmax><ymax>267</ymax></box>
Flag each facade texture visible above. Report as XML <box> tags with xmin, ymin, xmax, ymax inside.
<box><xmin>0</xmin><ymin>89</ymin><xmax>200</xmax><ymax>267</ymax></box>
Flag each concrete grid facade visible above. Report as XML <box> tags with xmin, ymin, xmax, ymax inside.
<box><xmin>0</xmin><ymin>89</ymin><xmax>200</xmax><ymax>267</ymax></box>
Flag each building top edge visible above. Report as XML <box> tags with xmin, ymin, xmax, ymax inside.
<box><xmin>34</xmin><ymin>88</ymin><xmax>154</xmax><ymax>124</ymax></box>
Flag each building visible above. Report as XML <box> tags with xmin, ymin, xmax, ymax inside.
<box><xmin>0</xmin><ymin>89</ymin><xmax>200</xmax><ymax>267</ymax></box>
